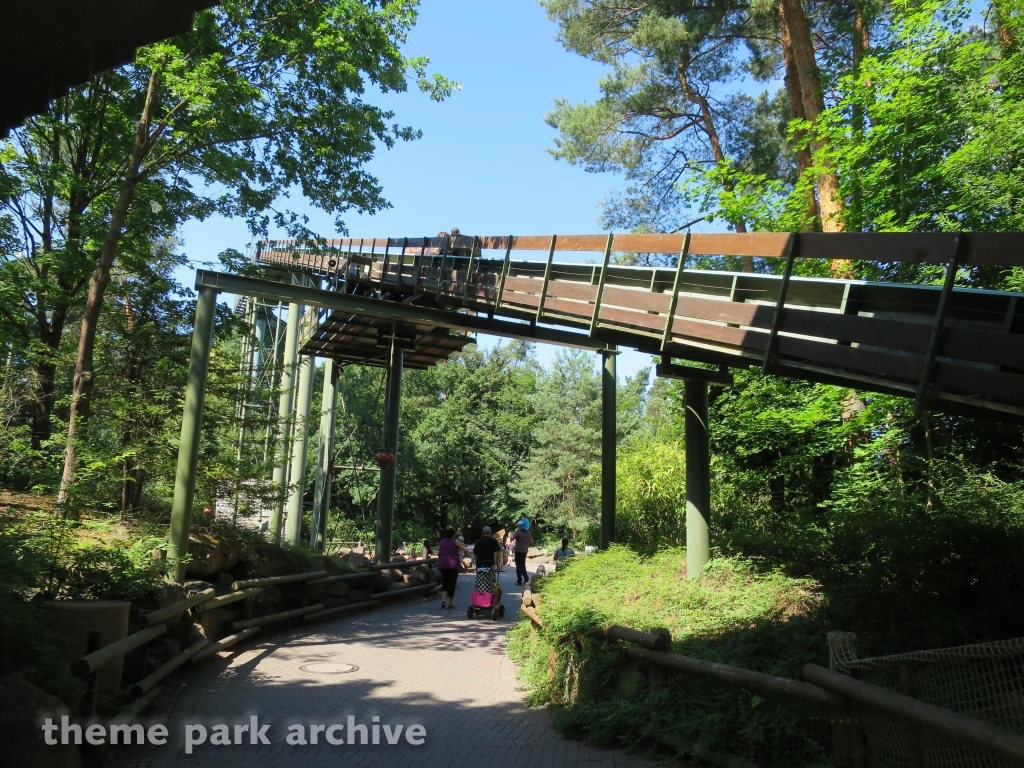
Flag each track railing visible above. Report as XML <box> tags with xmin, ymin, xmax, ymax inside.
<box><xmin>254</xmin><ymin>232</ymin><xmax>1024</xmax><ymax>421</ymax></box>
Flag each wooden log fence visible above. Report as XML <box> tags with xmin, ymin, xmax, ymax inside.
<box><xmin>522</xmin><ymin>604</ymin><xmax>1024</xmax><ymax>768</ymax></box>
<box><xmin>194</xmin><ymin>587</ymin><xmax>263</xmax><ymax>612</ymax></box>
<box><xmin>71</xmin><ymin>562</ymin><xmax>442</xmax><ymax>723</ymax></box>
<box><xmin>192</xmin><ymin>627</ymin><xmax>261</xmax><ymax>663</ymax></box>
<box><xmin>129</xmin><ymin>637</ymin><xmax>209</xmax><ymax>698</ymax></box>
<box><xmin>231</xmin><ymin>570</ymin><xmax>328</xmax><ymax>590</ymax></box>
<box><xmin>71</xmin><ymin>624</ymin><xmax>168</xmax><ymax>678</ymax></box>
<box><xmin>141</xmin><ymin>588</ymin><xmax>216</xmax><ymax>625</ymax></box>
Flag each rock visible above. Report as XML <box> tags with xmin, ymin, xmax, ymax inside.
<box><xmin>526</xmin><ymin>547</ymin><xmax>544</xmax><ymax>558</ymax></box>
<box><xmin>344</xmin><ymin>552</ymin><xmax>368</xmax><ymax>569</ymax></box>
<box><xmin>324</xmin><ymin>581</ymin><xmax>350</xmax><ymax>598</ymax></box>
<box><xmin>216</xmin><ymin>572</ymin><xmax>234</xmax><ymax>585</ymax></box>
<box><xmin>312</xmin><ymin>555</ymin><xmax>343</xmax><ymax>574</ymax></box>
<box><xmin>351</xmin><ymin>545</ymin><xmax>365</xmax><ymax>555</ymax></box>
<box><xmin>384</xmin><ymin>568</ymin><xmax>404</xmax><ymax>583</ymax></box>
<box><xmin>335</xmin><ymin>547</ymin><xmax>352</xmax><ymax>556</ymax></box>
<box><xmin>347</xmin><ymin>589</ymin><xmax>371</xmax><ymax>604</ymax></box>
<box><xmin>373</xmin><ymin>573</ymin><xmax>393</xmax><ymax>592</ymax></box>
<box><xmin>182</xmin><ymin>535</ymin><xmax>225</xmax><ymax>578</ymax></box>
<box><xmin>386</xmin><ymin>581</ymin><xmax>408</xmax><ymax>592</ymax></box>
<box><xmin>220</xmin><ymin>542</ymin><xmax>243</xmax><ymax>570</ymax></box>
<box><xmin>428</xmin><ymin>568</ymin><xmax>443</xmax><ymax>584</ymax></box>
<box><xmin>321</xmin><ymin>597</ymin><xmax>349</xmax><ymax>610</ymax></box>
<box><xmin>390</xmin><ymin>554</ymin><xmax>407</xmax><ymax>562</ymax></box>
<box><xmin>402</xmin><ymin>572</ymin><xmax>425</xmax><ymax>586</ymax></box>
<box><xmin>0</xmin><ymin>675</ymin><xmax>82</xmax><ymax>768</ymax></box>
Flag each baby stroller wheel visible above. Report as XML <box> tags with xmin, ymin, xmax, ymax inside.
<box><xmin>467</xmin><ymin>606</ymin><xmax>474</xmax><ymax>619</ymax></box>
<box><xmin>498</xmin><ymin>604</ymin><xmax>506</xmax><ymax>618</ymax></box>
<box><xmin>490</xmin><ymin>607</ymin><xmax>499</xmax><ymax>621</ymax></box>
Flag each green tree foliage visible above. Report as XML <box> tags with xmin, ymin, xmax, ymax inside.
<box><xmin>515</xmin><ymin>349</ymin><xmax>603</xmax><ymax>540</ymax></box>
<box><xmin>0</xmin><ymin>0</ymin><xmax>456</xmax><ymax>504</ymax></box>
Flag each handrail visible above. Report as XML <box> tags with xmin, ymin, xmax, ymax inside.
<box><xmin>804</xmin><ymin>663</ymin><xmax>1024</xmax><ymax>763</ymax></box>
<box><xmin>231</xmin><ymin>570</ymin><xmax>328</xmax><ymax>590</ymax></box>
<box><xmin>627</xmin><ymin>646</ymin><xmax>845</xmax><ymax>709</ymax></box>
<box><xmin>71</xmin><ymin>624</ymin><xmax>168</xmax><ymax>677</ymax></box>
<box><xmin>141</xmin><ymin>587</ymin><xmax>216</xmax><ymax>625</ymax></box>
<box><xmin>257</xmin><ymin>231</ymin><xmax>1024</xmax><ymax>267</ymax></box>
<box><xmin>605</xmin><ymin>625</ymin><xmax>670</xmax><ymax>651</ymax></box>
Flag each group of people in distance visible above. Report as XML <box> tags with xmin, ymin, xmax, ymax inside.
<box><xmin>432</xmin><ymin>519</ymin><xmax>577</xmax><ymax>610</ymax></box>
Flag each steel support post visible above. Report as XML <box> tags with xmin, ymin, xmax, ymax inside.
<box><xmin>601</xmin><ymin>347</ymin><xmax>617</xmax><ymax>549</ymax></box>
<box><xmin>375</xmin><ymin>339</ymin><xmax>404</xmax><ymax>564</ymax></box>
<box><xmin>685</xmin><ymin>378</ymin><xmax>711</xmax><ymax>578</ymax></box>
<box><xmin>284</xmin><ymin>344</ymin><xmax>316</xmax><ymax>545</ymax></box>
<box><xmin>269</xmin><ymin>300</ymin><xmax>301</xmax><ymax>542</ymax></box>
<box><xmin>310</xmin><ymin>358</ymin><xmax>339</xmax><ymax>552</ymax></box>
<box><xmin>168</xmin><ymin>287</ymin><xmax>218</xmax><ymax>583</ymax></box>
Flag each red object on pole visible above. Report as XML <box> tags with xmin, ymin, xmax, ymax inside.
<box><xmin>375</xmin><ymin>449</ymin><xmax>395</xmax><ymax>466</ymax></box>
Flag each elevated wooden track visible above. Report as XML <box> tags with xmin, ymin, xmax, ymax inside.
<box><xmin>252</xmin><ymin>232</ymin><xmax>1024</xmax><ymax>421</ymax></box>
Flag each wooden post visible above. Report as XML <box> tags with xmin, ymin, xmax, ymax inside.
<box><xmin>900</xmin><ymin>663</ymin><xmax>927</xmax><ymax>768</ymax></box>
<box><xmin>536</xmin><ymin>235</ymin><xmax>557</xmax><ymax>322</ymax></box>
<box><xmin>589</xmin><ymin>234</ymin><xmax>614</xmax><ymax>336</ymax></box>
<box><xmin>81</xmin><ymin>630</ymin><xmax>102</xmax><ymax>716</ymax></box>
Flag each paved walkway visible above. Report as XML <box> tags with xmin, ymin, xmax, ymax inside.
<box><xmin>126</xmin><ymin>570</ymin><xmax>656</xmax><ymax>768</ymax></box>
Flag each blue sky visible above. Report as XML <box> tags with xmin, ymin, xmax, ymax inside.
<box><xmin>178</xmin><ymin>1</ymin><xmax>669</xmax><ymax>380</ymax></box>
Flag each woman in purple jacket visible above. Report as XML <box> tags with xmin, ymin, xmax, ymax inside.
<box><xmin>437</xmin><ymin>528</ymin><xmax>468</xmax><ymax>609</ymax></box>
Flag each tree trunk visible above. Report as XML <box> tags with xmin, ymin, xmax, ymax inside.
<box><xmin>678</xmin><ymin>62</ymin><xmax>755</xmax><ymax>273</ymax></box>
<box><xmin>779</xmin><ymin>7</ymin><xmax>820</xmax><ymax>230</ymax></box>
<box><xmin>31</xmin><ymin>359</ymin><xmax>57</xmax><ymax>450</ymax></box>
<box><xmin>57</xmin><ymin>70</ymin><xmax>161</xmax><ymax>507</ymax></box>
<box><xmin>849</xmin><ymin>3</ymin><xmax>870</xmax><ymax>232</ymax></box>
<box><xmin>778</xmin><ymin>0</ymin><xmax>848</xmax><ymax>255</ymax></box>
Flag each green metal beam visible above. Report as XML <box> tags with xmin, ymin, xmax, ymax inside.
<box><xmin>168</xmin><ymin>286</ymin><xmax>218</xmax><ymax>583</ymax></box>
<box><xmin>375</xmin><ymin>338</ymin><xmax>403</xmax><ymax>564</ymax></box>
<box><xmin>285</xmin><ymin>343</ymin><xmax>315</xmax><ymax>545</ymax></box>
<box><xmin>195</xmin><ymin>270</ymin><xmax>613</xmax><ymax>352</ymax></box>
<box><xmin>270</xmin><ymin>300</ymin><xmax>301</xmax><ymax>542</ymax></box>
<box><xmin>685</xmin><ymin>378</ymin><xmax>711</xmax><ymax>579</ymax></box>
<box><xmin>601</xmin><ymin>347</ymin><xmax>617</xmax><ymax>549</ymax></box>
<box><xmin>310</xmin><ymin>358</ymin><xmax>338</xmax><ymax>552</ymax></box>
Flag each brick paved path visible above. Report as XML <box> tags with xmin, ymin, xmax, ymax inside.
<box><xmin>127</xmin><ymin>570</ymin><xmax>655</xmax><ymax>768</ymax></box>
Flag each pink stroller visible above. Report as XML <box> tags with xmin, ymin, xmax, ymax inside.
<box><xmin>467</xmin><ymin>567</ymin><xmax>505</xmax><ymax>621</ymax></box>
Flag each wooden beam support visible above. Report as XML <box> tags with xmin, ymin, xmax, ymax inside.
<box><xmin>589</xmin><ymin>234</ymin><xmax>615</xmax><ymax>336</ymax></box>
<box><xmin>915</xmin><ymin>235</ymin><xmax>966</xmax><ymax>411</ymax></box>
<box><xmin>762</xmin><ymin>233</ymin><xmax>799</xmax><ymax>374</ymax></box>
<box><xmin>661</xmin><ymin>233</ymin><xmax>691</xmax><ymax>352</ymax></box>
<box><xmin>656</xmin><ymin>360</ymin><xmax>733</xmax><ymax>386</ymax></box>
<box><xmin>536</xmin><ymin>235</ymin><xmax>557</xmax><ymax>321</ymax></box>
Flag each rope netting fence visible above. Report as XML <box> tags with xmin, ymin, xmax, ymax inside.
<box><xmin>829</xmin><ymin>632</ymin><xmax>1024</xmax><ymax>768</ymax></box>
<box><xmin>662</xmin><ymin>670</ymin><xmax>835</xmax><ymax>766</ymax></box>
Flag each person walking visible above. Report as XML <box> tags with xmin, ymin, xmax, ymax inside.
<box><xmin>509</xmin><ymin>521</ymin><xmax>532</xmax><ymax>586</ymax></box>
<box><xmin>437</xmin><ymin>528</ymin><xmax>467</xmax><ymax>609</ymax></box>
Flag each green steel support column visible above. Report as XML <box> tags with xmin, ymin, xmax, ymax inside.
<box><xmin>310</xmin><ymin>358</ymin><xmax>339</xmax><ymax>552</ymax></box>
<box><xmin>685</xmin><ymin>378</ymin><xmax>711</xmax><ymax>578</ymax></box>
<box><xmin>375</xmin><ymin>339</ymin><xmax>403</xmax><ymax>564</ymax></box>
<box><xmin>269</xmin><ymin>300</ymin><xmax>301</xmax><ymax>542</ymax></box>
<box><xmin>168</xmin><ymin>287</ymin><xmax>217</xmax><ymax>583</ymax></box>
<box><xmin>284</xmin><ymin>346</ymin><xmax>315</xmax><ymax>545</ymax></box>
<box><xmin>601</xmin><ymin>347</ymin><xmax>617</xmax><ymax>549</ymax></box>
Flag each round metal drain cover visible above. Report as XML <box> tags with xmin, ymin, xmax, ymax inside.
<box><xmin>300</xmin><ymin>662</ymin><xmax>359</xmax><ymax>674</ymax></box>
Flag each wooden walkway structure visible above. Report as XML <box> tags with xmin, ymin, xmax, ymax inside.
<box><xmin>167</xmin><ymin>231</ymin><xmax>1024</xmax><ymax>585</ymax></box>
<box><xmin>255</xmin><ymin>231</ymin><xmax>1024</xmax><ymax>421</ymax></box>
